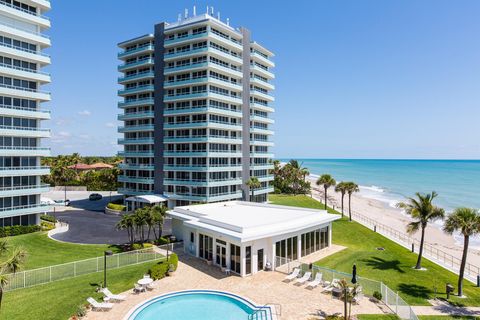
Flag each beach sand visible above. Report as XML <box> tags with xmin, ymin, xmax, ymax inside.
<box><xmin>306</xmin><ymin>176</ymin><xmax>480</xmax><ymax>272</ymax></box>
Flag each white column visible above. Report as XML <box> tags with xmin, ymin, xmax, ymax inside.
<box><xmin>226</xmin><ymin>242</ymin><xmax>231</xmax><ymax>269</ymax></box>
<box><xmin>195</xmin><ymin>231</ymin><xmax>200</xmax><ymax>257</ymax></box>
<box><xmin>297</xmin><ymin>234</ymin><xmax>302</xmax><ymax>259</ymax></box>
<box><xmin>329</xmin><ymin>223</ymin><xmax>332</xmax><ymax>247</ymax></box>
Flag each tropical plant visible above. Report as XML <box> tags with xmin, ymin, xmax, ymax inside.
<box><xmin>246</xmin><ymin>177</ymin><xmax>261</xmax><ymax>202</ymax></box>
<box><xmin>272</xmin><ymin>159</ymin><xmax>311</xmax><ymax>195</ymax></box>
<box><xmin>116</xmin><ymin>214</ymin><xmax>134</xmax><ymax>246</ymax></box>
<box><xmin>337</xmin><ymin>279</ymin><xmax>360</xmax><ymax>319</ymax></box>
<box><xmin>316</xmin><ymin>174</ymin><xmax>336</xmax><ymax>210</ymax></box>
<box><xmin>0</xmin><ymin>239</ymin><xmax>27</xmax><ymax>310</ymax></box>
<box><xmin>151</xmin><ymin>205</ymin><xmax>168</xmax><ymax>240</ymax></box>
<box><xmin>335</xmin><ymin>182</ymin><xmax>348</xmax><ymax>217</ymax></box>
<box><xmin>443</xmin><ymin>207</ymin><xmax>480</xmax><ymax>296</ymax></box>
<box><xmin>397</xmin><ymin>191</ymin><xmax>445</xmax><ymax>270</ymax></box>
<box><xmin>345</xmin><ymin>182</ymin><xmax>359</xmax><ymax>221</ymax></box>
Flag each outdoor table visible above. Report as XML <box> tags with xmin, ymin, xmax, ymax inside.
<box><xmin>137</xmin><ymin>278</ymin><xmax>153</xmax><ymax>289</ymax></box>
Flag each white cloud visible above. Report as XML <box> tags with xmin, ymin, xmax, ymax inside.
<box><xmin>105</xmin><ymin>122</ymin><xmax>115</xmax><ymax>128</ymax></box>
<box><xmin>78</xmin><ymin>110</ymin><xmax>92</xmax><ymax>116</ymax></box>
<box><xmin>55</xmin><ymin>118</ymin><xmax>71</xmax><ymax>126</ymax></box>
<box><xmin>58</xmin><ymin>131</ymin><xmax>71</xmax><ymax>138</ymax></box>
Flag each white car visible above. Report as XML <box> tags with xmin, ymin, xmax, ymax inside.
<box><xmin>40</xmin><ymin>197</ymin><xmax>56</xmax><ymax>205</ymax></box>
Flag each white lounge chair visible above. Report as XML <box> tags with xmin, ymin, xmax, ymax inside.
<box><xmin>87</xmin><ymin>297</ymin><xmax>113</xmax><ymax>311</ymax></box>
<box><xmin>294</xmin><ymin>271</ymin><xmax>312</xmax><ymax>285</ymax></box>
<box><xmin>101</xmin><ymin>288</ymin><xmax>126</xmax><ymax>301</ymax></box>
<box><xmin>323</xmin><ymin>278</ymin><xmax>340</xmax><ymax>292</ymax></box>
<box><xmin>146</xmin><ymin>281</ymin><xmax>158</xmax><ymax>291</ymax></box>
<box><xmin>133</xmin><ymin>283</ymin><xmax>146</xmax><ymax>293</ymax></box>
<box><xmin>284</xmin><ymin>268</ymin><xmax>300</xmax><ymax>281</ymax></box>
<box><xmin>306</xmin><ymin>273</ymin><xmax>323</xmax><ymax>289</ymax></box>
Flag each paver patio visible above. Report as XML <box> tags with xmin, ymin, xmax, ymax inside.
<box><xmin>84</xmin><ymin>252</ymin><xmax>389</xmax><ymax>320</ymax></box>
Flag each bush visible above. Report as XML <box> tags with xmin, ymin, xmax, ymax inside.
<box><xmin>131</xmin><ymin>243</ymin><xmax>153</xmax><ymax>250</ymax></box>
<box><xmin>148</xmin><ymin>253</ymin><xmax>178</xmax><ymax>280</ymax></box>
<box><xmin>373</xmin><ymin>291</ymin><xmax>383</xmax><ymax>301</ymax></box>
<box><xmin>106</xmin><ymin>203</ymin><xmax>126</xmax><ymax>211</ymax></box>
<box><xmin>0</xmin><ymin>225</ymin><xmax>41</xmax><ymax>237</ymax></box>
<box><xmin>40</xmin><ymin>214</ymin><xmax>57</xmax><ymax>223</ymax></box>
<box><xmin>41</xmin><ymin>221</ymin><xmax>55</xmax><ymax>231</ymax></box>
<box><xmin>75</xmin><ymin>304</ymin><xmax>87</xmax><ymax>318</ymax></box>
<box><xmin>156</xmin><ymin>237</ymin><xmax>169</xmax><ymax>245</ymax></box>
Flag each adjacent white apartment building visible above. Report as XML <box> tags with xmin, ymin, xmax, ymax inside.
<box><xmin>0</xmin><ymin>0</ymin><xmax>51</xmax><ymax>226</ymax></box>
<box><xmin>117</xmin><ymin>8</ymin><xmax>275</xmax><ymax>208</ymax></box>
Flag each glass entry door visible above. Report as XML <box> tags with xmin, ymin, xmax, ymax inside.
<box><xmin>216</xmin><ymin>244</ymin><xmax>226</xmax><ymax>268</ymax></box>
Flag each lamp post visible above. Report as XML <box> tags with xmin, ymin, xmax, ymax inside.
<box><xmin>104</xmin><ymin>250</ymin><xmax>113</xmax><ymax>288</ymax></box>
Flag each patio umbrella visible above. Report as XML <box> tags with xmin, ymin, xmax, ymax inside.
<box><xmin>351</xmin><ymin>264</ymin><xmax>357</xmax><ymax>284</ymax></box>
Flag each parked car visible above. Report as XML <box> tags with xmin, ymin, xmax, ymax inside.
<box><xmin>89</xmin><ymin>193</ymin><xmax>103</xmax><ymax>201</ymax></box>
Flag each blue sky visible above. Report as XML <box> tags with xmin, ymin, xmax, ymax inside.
<box><xmin>45</xmin><ymin>0</ymin><xmax>480</xmax><ymax>159</ymax></box>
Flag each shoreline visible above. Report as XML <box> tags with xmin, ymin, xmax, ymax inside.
<box><xmin>305</xmin><ymin>175</ymin><xmax>480</xmax><ymax>269</ymax></box>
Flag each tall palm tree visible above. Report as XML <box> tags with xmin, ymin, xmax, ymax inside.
<box><xmin>345</xmin><ymin>182</ymin><xmax>359</xmax><ymax>221</ymax></box>
<box><xmin>443</xmin><ymin>207</ymin><xmax>480</xmax><ymax>297</ymax></box>
<box><xmin>0</xmin><ymin>240</ymin><xmax>27</xmax><ymax>310</ymax></box>
<box><xmin>316</xmin><ymin>174</ymin><xmax>336</xmax><ymax>210</ymax></box>
<box><xmin>335</xmin><ymin>182</ymin><xmax>348</xmax><ymax>217</ymax></box>
<box><xmin>246</xmin><ymin>177</ymin><xmax>261</xmax><ymax>202</ymax></box>
<box><xmin>151</xmin><ymin>204</ymin><xmax>168</xmax><ymax>240</ymax></box>
<box><xmin>133</xmin><ymin>208</ymin><xmax>148</xmax><ymax>243</ymax></box>
<box><xmin>397</xmin><ymin>191</ymin><xmax>445</xmax><ymax>270</ymax></box>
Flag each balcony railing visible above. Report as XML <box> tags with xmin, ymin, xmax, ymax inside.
<box><xmin>0</xmin><ymin>1</ymin><xmax>50</xmax><ymax>20</ymax></box>
<box><xmin>118</xmin><ymin>98</ymin><xmax>154</xmax><ymax>108</ymax></box>
<box><xmin>0</xmin><ymin>21</ymin><xmax>50</xmax><ymax>39</ymax></box>
<box><xmin>118</xmin><ymin>44</ymin><xmax>154</xmax><ymax>58</ymax></box>
<box><xmin>0</xmin><ymin>203</ymin><xmax>49</xmax><ymax>213</ymax></box>
<box><xmin>0</xmin><ymin>184</ymin><xmax>49</xmax><ymax>191</ymax></box>
<box><xmin>0</xmin><ymin>42</ymin><xmax>49</xmax><ymax>58</ymax></box>
<box><xmin>0</xmin><ymin>166</ymin><xmax>49</xmax><ymax>171</ymax></box>
<box><xmin>118</xmin><ymin>58</ymin><xmax>154</xmax><ymax>71</ymax></box>
<box><xmin>118</xmin><ymin>71</ymin><xmax>154</xmax><ymax>83</ymax></box>
<box><xmin>0</xmin><ymin>125</ymin><xmax>50</xmax><ymax>132</ymax></box>
<box><xmin>0</xmin><ymin>104</ymin><xmax>50</xmax><ymax>114</ymax></box>
<box><xmin>0</xmin><ymin>146</ymin><xmax>50</xmax><ymax>151</ymax></box>
<box><xmin>0</xmin><ymin>62</ymin><xmax>50</xmax><ymax>76</ymax></box>
<box><xmin>0</xmin><ymin>83</ymin><xmax>50</xmax><ymax>95</ymax></box>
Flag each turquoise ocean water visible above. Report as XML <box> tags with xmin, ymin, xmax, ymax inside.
<box><xmin>279</xmin><ymin>159</ymin><xmax>480</xmax><ymax>211</ymax></box>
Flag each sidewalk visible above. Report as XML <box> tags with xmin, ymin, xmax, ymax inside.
<box><xmin>412</xmin><ymin>299</ymin><xmax>480</xmax><ymax>317</ymax></box>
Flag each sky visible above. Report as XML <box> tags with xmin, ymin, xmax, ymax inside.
<box><xmin>45</xmin><ymin>0</ymin><xmax>480</xmax><ymax>159</ymax></box>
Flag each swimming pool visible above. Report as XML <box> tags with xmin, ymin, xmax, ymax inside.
<box><xmin>126</xmin><ymin>290</ymin><xmax>273</xmax><ymax>320</ymax></box>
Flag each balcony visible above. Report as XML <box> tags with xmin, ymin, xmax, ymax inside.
<box><xmin>250</xmin><ymin>102</ymin><xmax>274</xmax><ymax>113</ymax></box>
<box><xmin>163</xmin><ymin>150</ymin><xmax>241</xmax><ymax>157</ymax></box>
<box><xmin>118</xmin><ymin>85</ymin><xmax>154</xmax><ymax>96</ymax></box>
<box><xmin>164</xmin><ymin>91</ymin><xmax>242</xmax><ymax>105</ymax></box>
<box><xmin>208</xmin><ymin>190</ymin><xmax>243</xmax><ymax>202</ymax></box>
<box><xmin>251</xmin><ymin>89</ymin><xmax>274</xmax><ymax>102</ymax></box>
<box><xmin>208</xmin><ymin>46</ymin><xmax>243</xmax><ymax>65</ymax></box>
<box><xmin>164</xmin><ymin>61</ymin><xmax>208</xmax><ymax>74</ymax></box>
<box><xmin>164</xmin><ymin>46</ymin><xmax>208</xmax><ymax>60</ymax></box>
<box><xmin>0</xmin><ymin>1</ymin><xmax>50</xmax><ymax>28</ymax></box>
<box><xmin>250</xmin><ymin>127</ymin><xmax>274</xmax><ymax>135</ymax></box>
<box><xmin>117</xmin><ymin>111</ymin><xmax>154</xmax><ymax>121</ymax></box>
<box><xmin>164</xmin><ymin>105</ymin><xmax>241</xmax><ymax>117</ymax></box>
<box><xmin>0</xmin><ymin>104</ymin><xmax>50</xmax><ymax>120</ymax></box>
<box><xmin>118</xmin><ymin>138</ymin><xmax>154</xmax><ymax>145</ymax></box>
<box><xmin>164</xmin><ymin>31</ymin><xmax>208</xmax><ymax>46</ymax></box>
<box><xmin>163</xmin><ymin>135</ymin><xmax>241</xmax><ymax>144</ymax></box>
<box><xmin>118</xmin><ymin>98</ymin><xmax>154</xmax><ymax>108</ymax></box>
<box><xmin>0</xmin><ymin>166</ymin><xmax>50</xmax><ymax>177</ymax></box>
<box><xmin>0</xmin><ymin>83</ymin><xmax>51</xmax><ymax>101</ymax></box>
<box><xmin>0</xmin><ymin>125</ymin><xmax>50</xmax><ymax>138</ymax></box>
<box><xmin>164</xmin><ymin>120</ymin><xmax>241</xmax><ymax>131</ymax></box>
<box><xmin>118</xmin><ymin>188</ymin><xmax>154</xmax><ymax>196</ymax></box>
<box><xmin>250</xmin><ymin>115</ymin><xmax>274</xmax><ymax>124</ymax></box>
<box><xmin>250</xmin><ymin>64</ymin><xmax>274</xmax><ymax>79</ymax></box>
<box><xmin>118</xmin><ymin>44</ymin><xmax>154</xmax><ymax>59</ymax></box>
<box><xmin>251</xmin><ymin>51</ymin><xmax>275</xmax><ymax>68</ymax></box>
<box><xmin>118</xmin><ymin>176</ymin><xmax>154</xmax><ymax>184</ymax></box>
<box><xmin>164</xmin><ymin>164</ymin><xmax>242</xmax><ymax>172</ymax></box>
<box><xmin>118</xmin><ymin>124</ymin><xmax>154</xmax><ymax>133</ymax></box>
<box><xmin>252</xmin><ymin>186</ymin><xmax>274</xmax><ymax>195</ymax></box>
<box><xmin>0</xmin><ymin>146</ymin><xmax>50</xmax><ymax>156</ymax></box>
<box><xmin>118</xmin><ymin>58</ymin><xmax>154</xmax><ymax>72</ymax></box>
<box><xmin>250</xmin><ymin>139</ymin><xmax>274</xmax><ymax>147</ymax></box>
<box><xmin>250</xmin><ymin>152</ymin><xmax>275</xmax><ymax>158</ymax></box>
<box><xmin>250</xmin><ymin>77</ymin><xmax>275</xmax><ymax>91</ymax></box>
<box><xmin>251</xmin><ymin>164</ymin><xmax>274</xmax><ymax>170</ymax></box>
<box><xmin>257</xmin><ymin>175</ymin><xmax>275</xmax><ymax>183</ymax></box>
<box><xmin>0</xmin><ymin>21</ymin><xmax>50</xmax><ymax>46</ymax></box>
<box><xmin>0</xmin><ymin>63</ymin><xmax>51</xmax><ymax>83</ymax></box>
<box><xmin>164</xmin><ymin>76</ymin><xmax>241</xmax><ymax>92</ymax></box>
<box><xmin>0</xmin><ymin>42</ymin><xmax>50</xmax><ymax>65</ymax></box>
<box><xmin>118</xmin><ymin>163</ymin><xmax>154</xmax><ymax>171</ymax></box>
<box><xmin>0</xmin><ymin>184</ymin><xmax>50</xmax><ymax>197</ymax></box>
<box><xmin>118</xmin><ymin>150</ymin><xmax>154</xmax><ymax>157</ymax></box>
<box><xmin>118</xmin><ymin>71</ymin><xmax>155</xmax><ymax>83</ymax></box>
<box><xmin>0</xmin><ymin>203</ymin><xmax>50</xmax><ymax>219</ymax></box>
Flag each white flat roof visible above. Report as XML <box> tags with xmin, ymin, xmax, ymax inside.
<box><xmin>168</xmin><ymin>201</ymin><xmax>340</xmax><ymax>243</ymax></box>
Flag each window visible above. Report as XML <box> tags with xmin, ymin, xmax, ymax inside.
<box><xmin>245</xmin><ymin>246</ymin><xmax>251</xmax><ymax>275</ymax></box>
<box><xmin>190</xmin><ymin>232</ymin><xmax>194</xmax><ymax>243</ymax></box>
<box><xmin>230</xmin><ymin>244</ymin><xmax>241</xmax><ymax>274</ymax></box>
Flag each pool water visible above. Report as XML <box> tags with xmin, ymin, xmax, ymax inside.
<box><xmin>128</xmin><ymin>290</ymin><xmax>270</xmax><ymax>320</ymax></box>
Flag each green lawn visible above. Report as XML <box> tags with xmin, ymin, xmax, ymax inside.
<box><xmin>418</xmin><ymin>317</ymin><xmax>480</xmax><ymax>320</ymax></box>
<box><xmin>269</xmin><ymin>194</ymin><xmax>480</xmax><ymax>306</ymax></box>
<box><xmin>357</xmin><ymin>315</ymin><xmax>399</xmax><ymax>320</ymax></box>
<box><xmin>7</xmin><ymin>232</ymin><xmax>121</xmax><ymax>269</ymax></box>
<box><xmin>1</xmin><ymin>261</ymin><xmax>157</xmax><ymax>320</ymax></box>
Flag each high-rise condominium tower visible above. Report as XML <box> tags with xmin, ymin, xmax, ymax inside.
<box><xmin>0</xmin><ymin>0</ymin><xmax>51</xmax><ymax>226</ymax></box>
<box><xmin>118</xmin><ymin>8</ymin><xmax>274</xmax><ymax>208</ymax></box>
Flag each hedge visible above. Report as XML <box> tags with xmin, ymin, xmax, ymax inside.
<box><xmin>148</xmin><ymin>253</ymin><xmax>178</xmax><ymax>280</ymax></box>
<box><xmin>40</xmin><ymin>214</ymin><xmax>57</xmax><ymax>223</ymax></box>
<box><xmin>0</xmin><ymin>225</ymin><xmax>41</xmax><ymax>237</ymax></box>
<box><xmin>106</xmin><ymin>203</ymin><xmax>126</xmax><ymax>211</ymax></box>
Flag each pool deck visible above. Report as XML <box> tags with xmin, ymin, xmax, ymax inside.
<box><xmin>84</xmin><ymin>247</ymin><xmax>389</xmax><ymax>320</ymax></box>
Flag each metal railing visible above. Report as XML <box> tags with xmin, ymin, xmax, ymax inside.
<box><xmin>4</xmin><ymin>243</ymin><xmax>181</xmax><ymax>292</ymax></box>
<box><xmin>248</xmin><ymin>302</ymin><xmax>281</xmax><ymax>320</ymax></box>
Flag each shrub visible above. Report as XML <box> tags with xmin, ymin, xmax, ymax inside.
<box><xmin>156</xmin><ymin>237</ymin><xmax>169</xmax><ymax>245</ymax></box>
<box><xmin>75</xmin><ymin>304</ymin><xmax>87</xmax><ymax>318</ymax></box>
<box><xmin>106</xmin><ymin>203</ymin><xmax>126</xmax><ymax>211</ymax></box>
<box><xmin>373</xmin><ymin>291</ymin><xmax>383</xmax><ymax>301</ymax></box>
<box><xmin>41</xmin><ymin>221</ymin><xmax>55</xmax><ymax>231</ymax></box>
<box><xmin>148</xmin><ymin>253</ymin><xmax>178</xmax><ymax>280</ymax></box>
<box><xmin>0</xmin><ymin>225</ymin><xmax>41</xmax><ymax>237</ymax></box>
<box><xmin>40</xmin><ymin>214</ymin><xmax>57</xmax><ymax>223</ymax></box>
<box><xmin>131</xmin><ymin>243</ymin><xmax>153</xmax><ymax>250</ymax></box>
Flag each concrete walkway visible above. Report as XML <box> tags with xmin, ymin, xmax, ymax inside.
<box><xmin>413</xmin><ymin>299</ymin><xmax>480</xmax><ymax>317</ymax></box>
<box><xmin>84</xmin><ymin>254</ymin><xmax>388</xmax><ymax>320</ymax></box>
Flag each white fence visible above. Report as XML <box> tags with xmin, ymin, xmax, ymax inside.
<box><xmin>4</xmin><ymin>244</ymin><xmax>176</xmax><ymax>292</ymax></box>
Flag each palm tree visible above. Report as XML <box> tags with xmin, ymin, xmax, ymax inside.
<box><xmin>0</xmin><ymin>239</ymin><xmax>27</xmax><ymax>310</ymax></box>
<box><xmin>246</xmin><ymin>177</ymin><xmax>261</xmax><ymax>202</ymax></box>
<box><xmin>443</xmin><ymin>207</ymin><xmax>480</xmax><ymax>297</ymax></box>
<box><xmin>335</xmin><ymin>182</ymin><xmax>348</xmax><ymax>217</ymax></box>
<box><xmin>397</xmin><ymin>192</ymin><xmax>445</xmax><ymax>270</ymax></box>
<box><xmin>151</xmin><ymin>204</ymin><xmax>168</xmax><ymax>240</ymax></box>
<box><xmin>133</xmin><ymin>208</ymin><xmax>148</xmax><ymax>243</ymax></box>
<box><xmin>345</xmin><ymin>182</ymin><xmax>359</xmax><ymax>221</ymax></box>
<box><xmin>316</xmin><ymin>174</ymin><xmax>336</xmax><ymax>210</ymax></box>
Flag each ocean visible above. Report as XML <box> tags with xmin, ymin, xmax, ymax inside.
<box><xmin>279</xmin><ymin>159</ymin><xmax>480</xmax><ymax>212</ymax></box>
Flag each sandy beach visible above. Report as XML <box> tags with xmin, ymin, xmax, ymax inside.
<box><xmin>306</xmin><ymin>176</ymin><xmax>480</xmax><ymax>273</ymax></box>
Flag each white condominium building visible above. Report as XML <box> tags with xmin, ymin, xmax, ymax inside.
<box><xmin>0</xmin><ymin>0</ymin><xmax>51</xmax><ymax>226</ymax></box>
<box><xmin>118</xmin><ymin>8</ymin><xmax>275</xmax><ymax>208</ymax></box>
